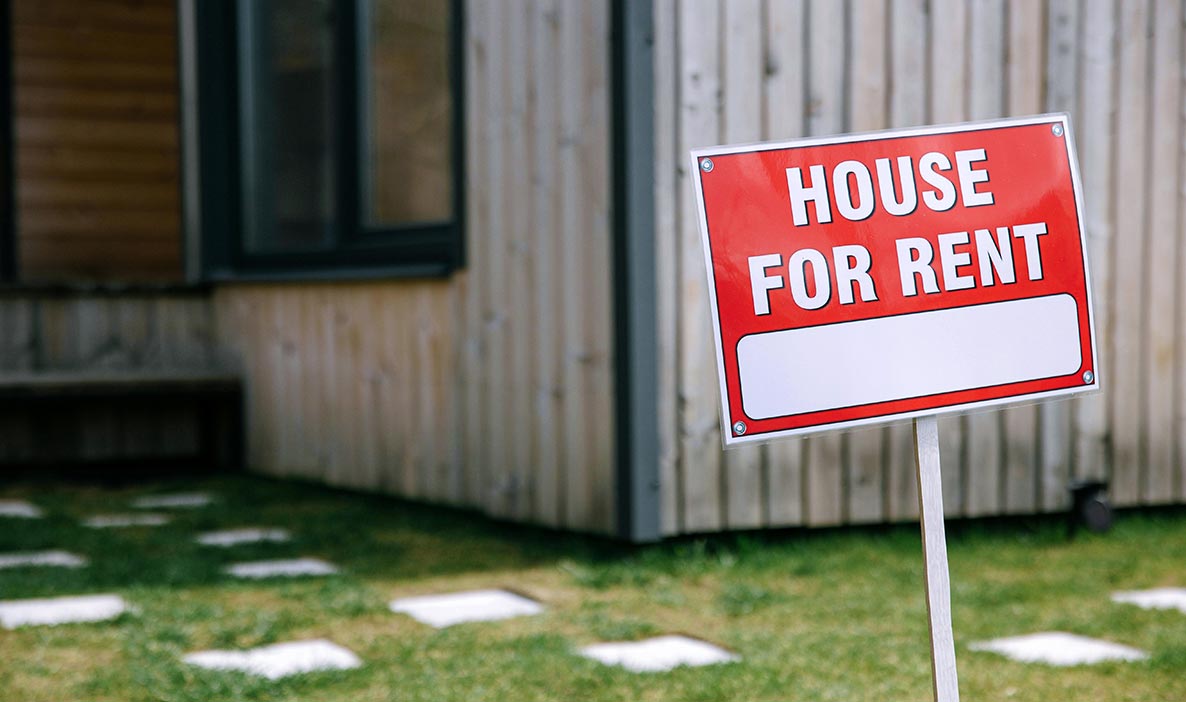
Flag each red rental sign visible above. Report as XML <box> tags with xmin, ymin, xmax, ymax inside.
<box><xmin>691</xmin><ymin>114</ymin><xmax>1099</xmax><ymax>447</ymax></box>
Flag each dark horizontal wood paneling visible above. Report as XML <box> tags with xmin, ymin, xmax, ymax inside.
<box><xmin>15</xmin><ymin>25</ymin><xmax>177</xmax><ymax>63</ymax></box>
<box><xmin>16</xmin><ymin>88</ymin><xmax>177</xmax><ymax>121</ymax></box>
<box><xmin>12</xmin><ymin>0</ymin><xmax>177</xmax><ymax>32</ymax></box>
<box><xmin>20</xmin><ymin>251</ymin><xmax>180</xmax><ymax>281</ymax></box>
<box><xmin>19</xmin><ymin>180</ymin><xmax>178</xmax><ymax>208</ymax></box>
<box><xmin>16</xmin><ymin>118</ymin><xmax>178</xmax><ymax>149</ymax></box>
<box><xmin>18</xmin><ymin>209</ymin><xmax>180</xmax><ymax>238</ymax></box>
<box><xmin>13</xmin><ymin>0</ymin><xmax>181</xmax><ymax>282</ymax></box>
<box><xmin>15</xmin><ymin>58</ymin><xmax>176</xmax><ymax>90</ymax></box>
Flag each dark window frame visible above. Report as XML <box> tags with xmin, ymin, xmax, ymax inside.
<box><xmin>195</xmin><ymin>0</ymin><xmax>465</xmax><ymax>281</ymax></box>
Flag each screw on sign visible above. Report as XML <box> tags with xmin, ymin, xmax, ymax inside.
<box><xmin>691</xmin><ymin>114</ymin><xmax>1099</xmax><ymax>702</ymax></box>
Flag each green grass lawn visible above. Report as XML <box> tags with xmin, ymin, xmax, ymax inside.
<box><xmin>1</xmin><ymin>474</ymin><xmax>1184</xmax><ymax>701</ymax></box>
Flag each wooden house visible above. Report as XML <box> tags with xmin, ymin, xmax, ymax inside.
<box><xmin>2</xmin><ymin>0</ymin><xmax>1184</xmax><ymax>540</ymax></box>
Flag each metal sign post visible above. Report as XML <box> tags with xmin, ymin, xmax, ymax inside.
<box><xmin>914</xmin><ymin>415</ymin><xmax>959</xmax><ymax>702</ymax></box>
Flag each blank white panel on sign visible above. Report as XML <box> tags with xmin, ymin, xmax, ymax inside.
<box><xmin>736</xmin><ymin>294</ymin><xmax>1082</xmax><ymax>420</ymax></box>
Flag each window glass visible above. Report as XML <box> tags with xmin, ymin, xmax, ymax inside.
<box><xmin>360</xmin><ymin>0</ymin><xmax>453</xmax><ymax>226</ymax></box>
<box><xmin>239</xmin><ymin>0</ymin><xmax>337</xmax><ymax>253</ymax></box>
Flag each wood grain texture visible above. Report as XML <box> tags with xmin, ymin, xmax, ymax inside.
<box><xmin>530</xmin><ymin>0</ymin><xmax>563</xmax><ymax>526</ymax></box>
<box><xmin>505</xmin><ymin>0</ymin><xmax>531</xmax><ymax>520</ymax></box>
<box><xmin>1178</xmin><ymin>3</ymin><xmax>1186</xmax><ymax>504</ymax></box>
<box><xmin>10</xmin><ymin>0</ymin><xmax>1186</xmax><ymax>534</ymax></box>
<box><xmin>654</xmin><ymin>0</ymin><xmax>1184</xmax><ymax>533</ymax></box>
<box><xmin>209</xmin><ymin>0</ymin><xmax>1186</xmax><ymax>535</ymax></box>
<box><xmin>16</xmin><ymin>26</ymin><xmax>177</xmax><ymax>64</ymax></box>
<box><xmin>210</xmin><ymin>0</ymin><xmax>617</xmax><ymax>536</ymax></box>
<box><xmin>677</xmin><ymin>0</ymin><xmax>725</xmax><ymax>533</ymax></box>
<box><xmin>1001</xmin><ymin>0</ymin><xmax>1044</xmax><ymax>514</ymax></box>
<box><xmin>459</xmin><ymin>0</ymin><xmax>488</xmax><ymax>510</ymax></box>
<box><xmin>884</xmin><ymin>0</ymin><xmax>928</xmax><ymax>522</ymax></box>
<box><xmin>12</xmin><ymin>0</ymin><xmax>176</xmax><ymax>31</ymax></box>
<box><xmin>844</xmin><ymin>0</ymin><xmax>889</xmax><ymax>525</ymax></box>
<box><xmin>1109</xmin><ymin>0</ymin><xmax>1149</xmax><ymax>506</ymax></box>
<box><xmin>761</xmin><ymin>0</ymin><xmax>807</xmax><ymax>528</ymax></box>
<box><xmin>963</xmin><ymin>0</ymin><xmax>1006</xmax><ymax>518</ymax></box>
<box><xmin>722</xmin><ymin>0</ymin><xmax>764</xmax><ymax>530</ymax></box>
<box><xmin>654</xmin><ymin>0</ymin><xmax>682</xmax><ymax>533</ymax></box>
<box><xmin>579</xmin><ymin>0</ymin><xmax>616</xmax><ymax>534</ymax></box>
<box><xmin>802</xmin><ymin>0</ymin><xmax>846</xmax><ymax>527</ymax></box>
<box><xmin>12</xmin><ymin>0</ymin><xmax>181</xmax><ymax>282</ymax></box>
<box><xmin>483</xmin><ymin>1</ymin><xmax>510</xmax><ymax>515</ymax></box>
<box><xmin>1071</xmin><ymin>0</ymin><xmax>1115</xmax><ymax>494</ymax></box>
<box><xmin>1142</xmin><ymin>0</ymin><xmax>1179</xmax><ymax>504</ymax></box>
<box><xmin>1038</xmin><ymin>0</ymin><xmax>1082</xmax><ymax>512</ymax></box>
<box><xmin>929</xmin><ymin>0</ymin><xmax>968</xmax><ymax>519</ymax></box>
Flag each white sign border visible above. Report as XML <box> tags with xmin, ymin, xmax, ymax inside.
<box><xmin>690</xmin><ymin>113</ymin><xmax>1100</xmax><ymax>448</ymax></box>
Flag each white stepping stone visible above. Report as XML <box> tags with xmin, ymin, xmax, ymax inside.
<box><xmin>969</xmin><ymin>632</ymin><xmax>1148</xmax><ymax>666</ymax></box>
<box><xmin>0</xmin><ymin>594</ymin><xmax>127</xmax><ymax>628</ymax></box>
<box><xmin>197</xmin><ymin>528</ymin><xmax>291</xmax><ymax>547</ymax></box>
<box><xmin>225</xmin><ymin>558</ymin><xmax>338</xmax><ymax>579</ymax></box>
<box><xmin>1112</xmin><ymin>587</ymin><xmax>1186</xmax><ymax>614</ymax></box>
<box><xmin>83</xmin><ymin>513</ymin><xmax>170</xmax><ymax>529</ymax></box>
<box><xmin>389</xmin><ymin>589</ymin><xmax>544</xmax><ymax>628</ymax></box>
<box><xmin>0</xmin><ymin>550</ymin><xmax>88</xmax><ymax>570</ymax></box>
<box><xmin>184</xmin><ymin>638</ymin><xmax>362</xmax><ymax>680</ymax></box>
<box><xmin>132</xmin><ymin>492</ymin><xmax>214</xmax><ymax>509</ymax></box>
<box><xmin>579</xmin><ymin>635</ymin><xmax>741</xmax><ymax>673</ymax></box>
<box><xmin>0</xmin><ymin>500</ymin><xmax>43</xmax><ymax>518</ymax></box>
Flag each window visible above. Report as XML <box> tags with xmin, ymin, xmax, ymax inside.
<box><xmin>238</xmin><ymin>0</ymin><xmax>337</xmax><ymax>256</ymax></box>
<box><xmin>360</xmin><ymin>0</ymin><xmax>454</xmax><ymax>228</ymax></box>
<box><xmin>197</xmin><ymin>0</ymin><xmax>464</xmax><ymax>279</ymax></box>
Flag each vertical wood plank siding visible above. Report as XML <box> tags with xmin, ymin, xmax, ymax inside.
<box><xmin>845</xmin><ymin>0</ymin><xmax>888</xmax><ymax>525</ymax></box>
<box><xmin>203</xmin><ymin>0</ymin><xmax>1185</xmax><ymax>536</ymax></box>
<box><xmin>213</xmin><ymin>1</ymin><xmax>617</xmax><ymax>534</ymax></box>
<box><xmin>722</xmin><ymin>0</ymin><xmax>765</xmax><ymax>530</ymax></box>
<box><xmin>11</xmin><ymin>0</ymin><xmax>182</xmax><ymax>281</ymax></box>
<box><xmin>802</xmin><ymin>0</ymin><xmax>846</xmax><ymax>528</ymax></box>
<box><xmin>655</xmin><ymin>0</ymin><xmax>1186</xmax><ymax>534</ymax></box>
